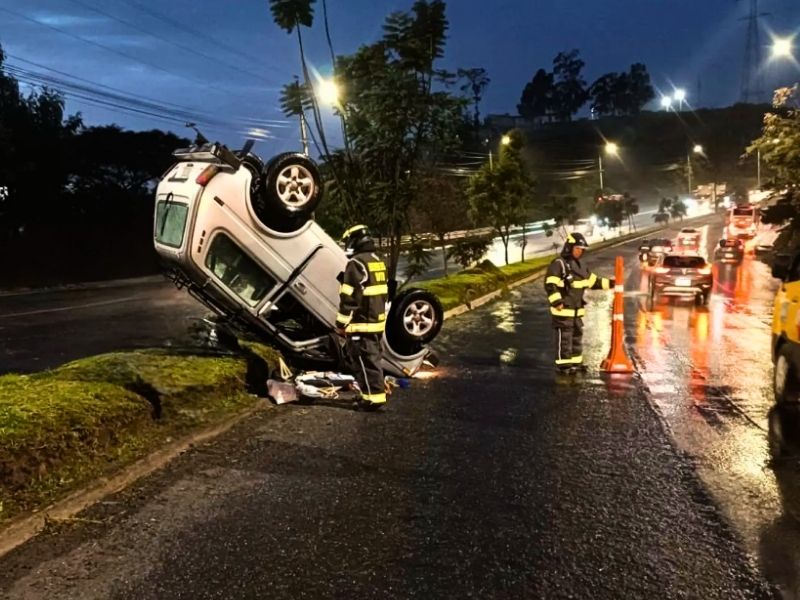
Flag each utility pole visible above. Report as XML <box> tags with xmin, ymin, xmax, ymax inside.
<box><xmin>300</xmin><ymin>113</ymin><xmax>310</xmax><ymax>156</ymax></box>
<box><xmin>687</xmin><ymin>152</ymin><xmax>693</xmax><ymax>196</ymax></box>
<box><xmin>598</xmin><ymin>155</ymin><xmax>604</xmax><ymax>191</ymax></box>
<box><xmin>740</xmin><ymin>0</ymin><xmax>768</xmax><ymax>103</ymax></box>
<box><xmin>757</xmin><ymin>148</ymin><xmax>762</xmax><ymax>189</ymax></box>
<box><xmin>489</xmin><ymin>150</ymin><xmax>494</xmax><ymax>170</ymax></box>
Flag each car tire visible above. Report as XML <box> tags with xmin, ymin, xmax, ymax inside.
<box><xmin>775</xmin><ymin>344</ymin><xmax>800</xmax><ymax>405</ymax></box>
<box><xmin>768</xmin><ymin>404</ymin><xmax>800</xmax><ymax>460</ymax></box>
<box><xmin>386</xmin><ymin>288</ymin><xmax>444</xmax><ymax>356</ymax></box>
<box><xmin>252</xmin><ymin>153</ymin><xmax>323</xmax><ymax>233</ymax></box>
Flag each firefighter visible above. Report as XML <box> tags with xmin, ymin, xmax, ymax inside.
<box><xmin>336</xmin><ymin>225</ymin><xmax>389</xmax><ymax>409</ymax></box>
<box><xmin>544</xmin><ymin>232</ymin><xmax>615</xmax><ymax>374</ymax></box>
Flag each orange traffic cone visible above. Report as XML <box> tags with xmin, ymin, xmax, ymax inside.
<box><xmin>600</xmin><ymin>256</ymin><xmax>635</xmax><ymax>373</ymax></box>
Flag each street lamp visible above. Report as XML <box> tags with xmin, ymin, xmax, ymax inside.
<box><xmin>599</xmin><ymin>142</ymin><xmax>619</xmax><ymax>191</ymax></box>
<box><xmin>501</xmin><ymin>134</ymin><xmax>512</xmax><ymax>146</ymax></box>
<box><xmin>318</xmin><ymin>78</ymin><xmax>340</xmax><ymax>106</ymax></box>
<box><xmin>660</xmin><ymin>96</ymin><xmax>673</xmax><ymax>111</ymax></box>
<box><xmin>673</xmin><ymin>88</ymin><xmax>686</xmax><ymax>111</ymax></box>
<box><xmin>771</xmin><ymin>36</ymin><xmax>794</xmax><ymax>60</ymax></box>
<box><xmin>687</xmin><ymin>144</ymin><xmax>704</xmax><ymax>195</ymax></box>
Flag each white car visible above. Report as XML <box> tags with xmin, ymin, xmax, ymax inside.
<box><xmin>153</xmin><ymin>140</ymin><xmax>443</xmax><ymax>377</ymax></box>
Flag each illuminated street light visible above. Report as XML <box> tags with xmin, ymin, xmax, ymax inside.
<box><xmin>687</xmin><ymin>144</ymin><xmax>704</xmax><ymax>195</ymax></box>
<box><xmin>318</xmin><ymin>78</ymin><xmax>340</xmax><ymax>106</ymax></box>
<box><xmin>599</xmin><ymin>142</ymin><xmax>620</xmax><ymax>191</ymax></box>
<box><xmin>501</xmin><ymin>134</ymin><xmax>512</xmax><ymax>146</ymax></box>
<box><xmin>674</xmin><ymin>88</ymin><xmax>687</xmax><ymax>111</ymax></box>
<box><xmin>771</xmin><ymin>36</ymin><xmax>794</xmax><ymax>60</ymax></box>
<box><xmin>661</xmin><ymin>96</ymin><xmax>673</xmax><ymax>111</ymax></box>
<box><xmin>693</xmin><ymin>144</ymin><xmax>704</xmax><ymax>154</ymax></box>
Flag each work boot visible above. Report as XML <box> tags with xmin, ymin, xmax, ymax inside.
<box><xmin>555</xmin><ymin>366</ymin><xmax>576</xmax><ymax>376</ymax></box>
<box><xmin>573</xmin><ymin>364</ymin><xmax>589</xmax><ymax>374</ymax></box>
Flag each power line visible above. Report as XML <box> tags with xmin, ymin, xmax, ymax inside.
<box><xmin>0</xmin><ymin>6</ymin><xmax>280</xmax><ymax>106</ymax></box>
<box><xmin>63</xmin><ymin>0</ymin><xmax>285</xmax><ymax>87</ymax></box>
<box><xmin>122</xmin><ymin>0</ymin><xmax>285</xmax><ymax>75</ymax></box>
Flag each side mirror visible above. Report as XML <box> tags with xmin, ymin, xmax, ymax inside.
<box><xmin>772</xmin><ymin>254</ymin><xmax>791</xmax><ymax>281</ymax></box>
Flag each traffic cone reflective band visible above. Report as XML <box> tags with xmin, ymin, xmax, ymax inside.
<box><xmin>601</xmin><ymin>256</ymin><xmax>635</xmax><ymax>373</ymax></box>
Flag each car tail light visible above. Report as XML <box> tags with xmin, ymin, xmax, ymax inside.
<box><xmin>698</xmin><ymin>266</ymin><xmax>712</xmax><ymax>275</ymax></box>
<box><xmin>196</xmin><ymin>165</ymin><xmax>220</xmax><ymax>187</ymax></box>
<box><xmin>654</xmin><ymin>267</ymin><xmax>670</xmax><ymax>274</ymax></box>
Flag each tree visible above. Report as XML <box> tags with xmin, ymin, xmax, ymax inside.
<box><xmin>748</xmin><ymin>85</ymin><xmax>800</xmax><ymax>188</ymax></box>
<box><xmin>412</xmin><ymin>175</ymin><xmax>470</xmax><ymax>277</ymax></box>
<box><xmin>543</xmin><ymin>195</ymin><xmax>582</xmax><ymax>239</ymax></box>
<box><xmin>595</xmin><ymin>197</ymin><xmax>626</xmax><ymax>230</ymax></box>
<box><xmin>654</xmin><ymin>197</ymin><xmax>672</xmax><ymax>224</ymax></box>
<box><xmin>589</xmin><ymin>73</ymin><xmax>620</xmax><ymax>118</ymax></box>
<box><xmin>589</xmin><ymin>63</ymin><xmax>654</xmax><ymax>117</ymax></box>
<box><xmin>625</xmin><ymin>63</ymin><xmax>655</xmax><ymax>115</ymax></box>
<box><xmin>518</xmin><ymin>69</ymin><xmax>554</xmax><ymax>122</ymax></box>
<box><xmin>403</xmin><ymin>236</ymin><xmax>433</xmax><ymax>283</ymax></box>
<box><xmin>458</xmin><ymin>67</ymin><xmax>490</xmax><ymax>130</ymax></box>
<box><xmin>669</xmin><ymin>196</ymin><xmax>688</xmax><ymax>221</ymax></box>
<box><xmin>447</xmin><ymin>237</ymin><xmax>491</xmax><ymax>269</ymax></box>
<box><xmin>466</xmin><ymin>132</ymin><xmax>533</xmax><ymax>265</ymax></box>
<box><xmin>551</xmin><ymin>50</ymin><xmax>588</xmax><ymax>122</ymax></box>
<box><xmin>622</xmin><ymin>192</ymin><xmax>640</xmax><ymax>232</ymax></box>
<box><xmin>327</xmin><ymin>0</ymin><xmax>467</xmax><ymax>279</ymax></box>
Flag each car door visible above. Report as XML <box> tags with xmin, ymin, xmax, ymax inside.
<box><xmin>780</xmin><ymin>256</ymin><xmax>800</xmax><ymax>345</ymax></box>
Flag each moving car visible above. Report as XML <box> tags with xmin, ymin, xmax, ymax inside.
<box><xmin>713</xmin><ymin>238</ymin><xmax>744</xmax><ymax>265</ymax></box>
<box><xmin>649</xmin><ymin>253</ymin><xmax>713</xmax><ymax>305</ymax></box>
<box><xmin>153</xmin><ymin>139</ymin><xmax>443</xmax><ymax>378</ymax></box>
<box><xmin>727</xmin><ymin>203</ymin><xmax>759</xmax><ymax>240</ymax></box>
<box><xmin>638</xmin><ymin>240</ymin><xmax>654</xmax><ymax>263</ymax></box>
<box><xmin>771</xmin><ymin>253</ymin><xmax>800</xmax><ymax>405</ymax></box>
<box><xmin>644</xmin><ymin>238</ymin><xmax>673</xmax><ymax>267</ymax></box>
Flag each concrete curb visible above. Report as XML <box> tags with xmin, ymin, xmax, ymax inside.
<box><xmin>0</xmin><ymin>400</ymin><xmax>270</xmax><ymax>559</ymax></box>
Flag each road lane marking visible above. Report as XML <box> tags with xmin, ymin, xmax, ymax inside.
<box><xmin>0</xmin><ymin>296</ymin><xmax>146</xmax><ymax>319</ymax></box>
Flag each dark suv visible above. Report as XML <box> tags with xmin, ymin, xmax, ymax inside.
<box><xmin>649</xmin><ymin>254</ymin><xmax>713</xmax><ymax>305</ymax></box>
<box><xmin>714</xmin><ymin>238</ymin><xmax>744</xmax><ymax>265</ymax></box>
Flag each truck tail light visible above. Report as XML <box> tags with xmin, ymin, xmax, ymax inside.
<box><xmin>196</xmin><ymin>165</ymin><xmax>220</xmax><ymax>187</ymax></box>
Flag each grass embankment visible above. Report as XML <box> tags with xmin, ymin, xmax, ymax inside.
<box><xmin>417</xmin><ymin>226</ymin><xmax>660</xmax><ymax>311</ymax></box>
<box><xmin>0</xmin><ymin>343</ymin><xmax>281</xmax><ymax>524</ymax></box>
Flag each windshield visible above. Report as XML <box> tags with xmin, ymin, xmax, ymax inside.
<box><xmin>663</xmin><ymin>256</ymin><xmax>706</xmax><ymax>269</ymax></box>
<box><xmin>155</xmin><ymin>198</ymin><xmax>189</xmax><ymax>248</ymax></box>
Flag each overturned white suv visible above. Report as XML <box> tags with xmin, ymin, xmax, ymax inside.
<box><xmin>153</xmin><ymin>139</ymin><xmax>443</xmax><ymax>377</ymax></box>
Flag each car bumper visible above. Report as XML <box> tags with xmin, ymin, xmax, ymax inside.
<box><xmin>653</xmin><ymin>278</ymin><xmax>713</xmax><ymax>296</ymax></box>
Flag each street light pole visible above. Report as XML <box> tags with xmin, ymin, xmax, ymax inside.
<box><xmin>687</xmin><ymin>151</ymin><xmax>693</xmax><ymax>196</ymax></box>
<box><xmin>299</xmin><ymin>113</ymin><xmax>310</xmax><ymax>156</ymax></box>
<box><xmin>757</xmin><ymin>148</ymin><xmax>762</xmax><ymax>189</ymax></box>
<box><xmin>598</xmin><ymin>155</ymin><xmax>604</xmax><ymax>191</ymax></box>
<box><xmin>489</xmin><ymin>150</ymin><xmax>494</xmax><ymax>170</ymax></box>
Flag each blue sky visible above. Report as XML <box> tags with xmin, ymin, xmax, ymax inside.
<box><xmin>1</xmin><ymin>0</ymin><xmax>799</xmax><ymax>154</ymax></box>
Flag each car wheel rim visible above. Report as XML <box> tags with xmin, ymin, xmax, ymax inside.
<box><xmin>776</xmin><ymin>356</ymin><xmax>789</xmax><ymax>399</ymax></box>
<box><xmin>276</xmin><ymin>165</ymin><xmax>315</xmax><ymax>208</ymax></box>
<box><xmin>403</xmin><ymin>300</ymin><xmax>435</xmax><ymax>338</ymax></box>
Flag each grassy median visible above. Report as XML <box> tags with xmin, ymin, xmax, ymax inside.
<box><xmin>0</xmin><ymin>343</ymin><xmax>281</xmax><ymax>524</ymax></box>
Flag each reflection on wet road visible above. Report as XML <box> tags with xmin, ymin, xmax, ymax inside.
<box><xmin>619</xmin><ymin>221</ymin><xmax>800</xmax><ymax>597</ymax></box>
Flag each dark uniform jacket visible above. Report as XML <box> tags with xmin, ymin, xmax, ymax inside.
<box><xmin>336</xmin><ymin>250</ymin><xmax>389</xmax><ymax>334</ymax></box>
<box><xmin>544</xmin><ymin>254</ymin><xmax>614</xmax><ymax>319</ymax></box>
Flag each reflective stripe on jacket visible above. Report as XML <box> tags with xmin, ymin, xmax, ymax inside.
<box><xmin>336</xmin><ymin>251</ymin><xmax>388</xmax><ymax>334</ymax></box>
<box><xmin>543</xmin><ymin>255</ymin><xmax>614</xmax><ymax>318</ymax></box>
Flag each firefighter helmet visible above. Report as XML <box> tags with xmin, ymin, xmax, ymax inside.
<box><xmin>341</xmin><ymin>224</ymin><xmax>372</xmax><ymax>257</ymax></box>
<box><xmin>562</xmin><ymin>232</ymin><xmax>589</xmax><ymax>256</ymax></box>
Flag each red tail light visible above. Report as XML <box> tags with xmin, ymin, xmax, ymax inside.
<box><xmin>196</xmin><ymin>165</ymin><xmax>220</xmax><ymax>187</ymax></box>
<box><xmin>654</xmin><ymin>267</ymin><xmax>670</xmax><ymax>274</ymax></box>
<box><xmin>698</xmin><ymin>267</ymin><xmax>712</xmax><ymax>275</ymax></box>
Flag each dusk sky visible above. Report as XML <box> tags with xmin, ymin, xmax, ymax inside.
<box><xmin>2</xmin><ymin>0</ymin><xmax>799</xmax><ymax>154</ymax></box>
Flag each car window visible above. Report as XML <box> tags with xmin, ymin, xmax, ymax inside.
<box><xmin>155</xmin><ymin>199</ymin><xmax>189</xmax><ymax>248</ymax></box>
<box><xmin>205</xmin><ymin>233</ymin><xmax>277</xmax><ymax>307</ymax></box>
<box><xmin>663</xmin><ymin>256</ymin><xmax>706</xmax><ymax>269</ymax></box>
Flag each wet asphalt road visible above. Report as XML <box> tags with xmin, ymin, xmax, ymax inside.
<box><xmin>0</xmin><ymin>216</ymin><xmax>791</xmax><ymax>598</ymax></box>
<box><xmin>0</xmin><ymin>277</ymin><xmax>205</xmax><ymax>374</ymax></box>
